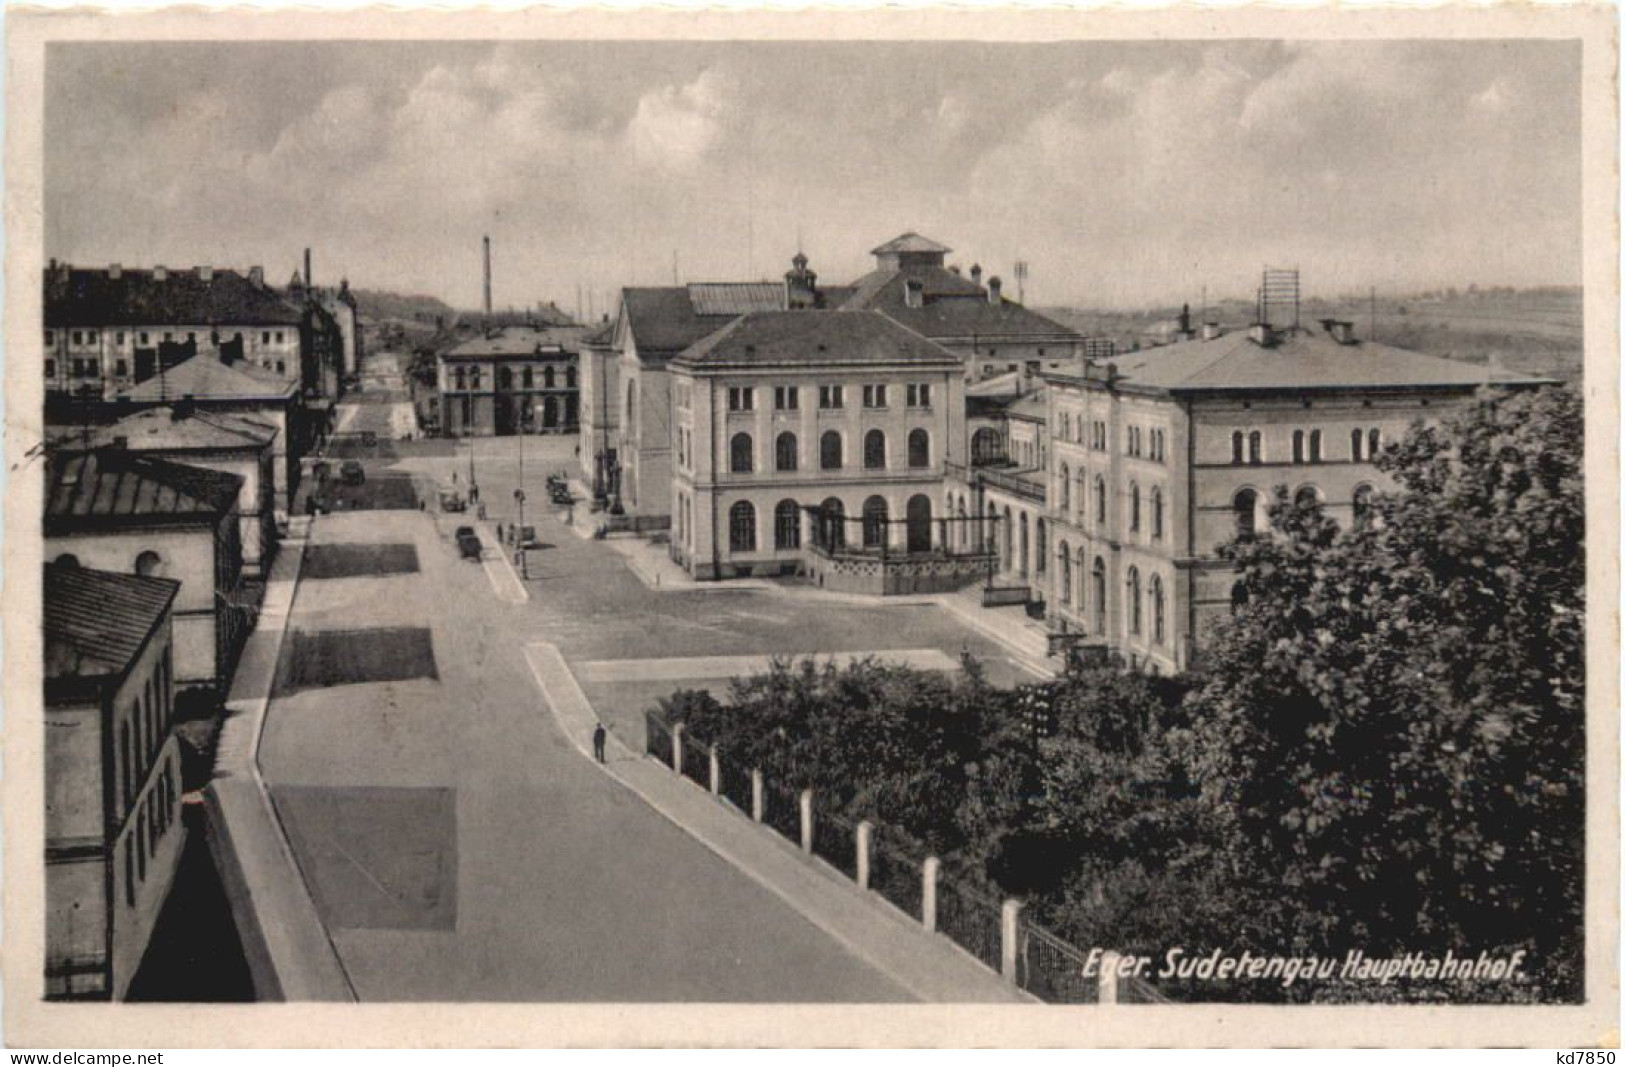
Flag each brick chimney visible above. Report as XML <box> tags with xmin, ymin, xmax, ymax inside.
<box><xmin>248</xmin><ymin>266</ymin><xmax>264</xmax><ymax>288</ymax></box>
<box><xmin>987</xmin><ymin>276</ymin><xmax>1002</xmax><ymax>305</ymax></box>
<box><xmin>153</xmin><ymin>265</ymin><xmax>168</xmax><ymax>282</ymax></box>
<box><xmin>108</xmin><ymin>263</ymin><xmax>122</xmax><ymax>280</ymax></box>
<box><xmin>904</xmin><ymin>278</ymin><xmax>924</xmax><ymax>309</ymax></box>
<box><xmin>970</xmin><ymin>264</ymin><xmax>982</xmax><ymax>287</ymax></box>
<box><xmin>198</xmin><ymin>265</ymin><xmax>214</xmax><ymax>282</ymax></box>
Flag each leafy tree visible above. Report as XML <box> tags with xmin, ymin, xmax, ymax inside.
<box><xmin>1189</xmin><ymin>385</ymin><xmax>1584</xmax><ymax>999</ymax></box>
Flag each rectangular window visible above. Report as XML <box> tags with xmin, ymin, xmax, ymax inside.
<box><xmin>862</xmin><ymin>384</ymin><xmax>887</xmax><ymax>409</ymax></box>
<box><xmin>819</xmin><ymin>384</ymin><xmax>844</xmax><ymax>410</ymax></box>
<box><xmin>774</xmin><ymin>385</ymin><xmax>799</xmax><ymax>410</ymax></box>
<box><xmin>906</xmin><ymin>383</ymin><xmax>932</xmax><ymax>408</ymax></box>
<box><xmin>140</xmin><ymin>332</ymin><xmax>149</xmax><ymax>345</ymax></box>
<box><xmin>72</xmin><ymin>331</ymin><xmax>83</xmax><ymax>345</ymax></box>
<box><xmin>116</xmin><ymin>332</ymin><xmax>125</xmax><ymax>345</ymax></box>
<box><xmin>115</xmin><ymin>359</ymin><xmax>128</xmax><ymax>377</ymax></box>
<box><xmin>45</xmin><ymin>330</ymin><xmax>54</xmax><ymax>345</ymax></box>
<box><xmin>261</xmin><ymin>331</ymin><xmax>270</xmax><ymax>344</ymax></box>
<box><xmin>728</xmin><ymin>386</ymin><xmax>755</xmax><ymax>412</ymax></box>
<box><xmin>276</xmin><ymin>331</ymin><xmax>285</xmax><ymax>344</ymax></box>
<box><xmin>44</xmin><ymin>359</ymin><xmax>55</xmax><ymax>378</ymax></box>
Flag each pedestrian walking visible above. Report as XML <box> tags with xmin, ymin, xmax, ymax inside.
<box><xmin>592</xmin><ymin>723</ymin><xmax>607</xmax><ymax>763</ymax></box>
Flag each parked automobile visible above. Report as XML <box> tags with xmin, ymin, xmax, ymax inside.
<box><xmin>456</xmin><ymin>527</ymin><xmax>482</xmax><ymax>560</ymax></box>
<box><xmin>439</xmin><ymin>489</ymin><xmax>467</xmax><ymax>512</ymax></box>
<box><xmin>340</xmin><ymin>459</ymin><xmax>366</xmax><ymax>486</ymax></box>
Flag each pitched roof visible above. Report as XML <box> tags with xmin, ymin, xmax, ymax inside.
<box><xmin>45</xmin><ymin>449</ymin><xmax>242</xmax><ymax>532</ymax></box>
<box><xmin>1108</xmin><ymin>325</ymin><xmax>1557</xmax><ymax>394</ymax></box>
<box><xmin>443</xmin><ymin>325</ymin><xmax>591</xmax><ymax>359</ymax></box>
<box><xmin>86</xmin><ymin>407</ymin><xmax>278</xmax><ymax>452</ymax></box>
<box><xmin>838</xmin><ymin>264</ymin><xmax>1081</xmax><ymax>342</ymax></box>
<box><xmin>45</xmin><ymin>562</ymin><xmax>179</xmax><ymax>695</ymax></box>
<box><xmin>111</xmin><ymin>354</ymin><xmax>297</xmax><ymax>403</ymax></box>
<box><xmin>671</xmin><ymin>310</ymin><xmax>962</xmax><ymax>369</ymax></box>
<box><xmin>45</xmin><ymin>266</ymin><xmax>305</xmax><ymax>328</ymax></box>
<box><xmin>686</xmin><ymin>283</ymin><xmax>785</xmax><ymax>317</ymax></box>
<box><xmin>620</xmin><ymin>287</ymin><xmax>755</xmax><ymax>356</ymax></box>
<box><xmin>870</xmin><ymin>232</ymin><xmax>953</xmax><ymax>256</ymax></box>
<box><xmin>581</xmin><ymin>320</ymin><xmax>617</xmax><ymax>346</ymax></box>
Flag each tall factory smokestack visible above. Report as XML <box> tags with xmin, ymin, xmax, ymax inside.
<box><xmin>304</xmin><ymin>248</ymin><xmax>312</xmax><ymax>290</ymax></box>
<box><xmin>483</xmin><ymin>236</ymin><xmax>492</xmax><ymax>317</ymax></box>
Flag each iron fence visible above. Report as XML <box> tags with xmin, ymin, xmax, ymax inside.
<box><xmin>762</xmin><ymin>777</ymin><xmax>802</xmax><ymax>845</ymax></box>
<box><xmin>645</xmin><ymin>711</ymin><xmax>674</xmax><ymax>768</ymax></box>
<box><xmin>809</xmin><ymin>803</ymin><xmax>858</xmax><ymax>878</ymax></box>
<box><xmin>1121</xmin><ymin>974</ymin><xmax>1173</xmax><ymax>1003</ymax></box>
<box><xmin>1015</xmin><ymin>919</ymin><xmax>1098</xmax><ymax>1004</ymax></box>
<box><xmin>679</xmin><ymin>732</ymin><xmax>712</xmax><ymax>790</ymax></box>
<box><xmin>935</xmin><ymin>878</ymin><xmax>1004</xmax><ymax>974</ymax></box>
<box><xmin>718</xmin><ymin>753</ymin><xmax>753</xmax><ymax>814</ymax></box>
<box><xmin>867</xmin><ymin>825</ymin><xmax>924</xmax><ymax>921</ymax></box>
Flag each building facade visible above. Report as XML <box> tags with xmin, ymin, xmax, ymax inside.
<box><xmin>668</xmin><ymin>311</ymin><xmax>966</xmax><ymax>581</ymax></box>
<box><xmin>1041</xmin><ymin>320</ymin><xmax>1553</xmax><ymax>674</ymax></box>
<box><xmin>44</xmin><ymin>562</ymin><xmax>184</xmax><ymax>1000</ymax></box>
<box><xmin>576</xmin><ymin>319</ymin><xmax>620</xmax><ymax>497</ymax></box>
<box><xmin>437</xmin><ymin>325</ymin><xmax>587</xmax><ymax>437</ymax></box>
<box><xmin>45</xmin><ymin>450</ymin><xmax>249</xmax><ymax>698</ymax></box>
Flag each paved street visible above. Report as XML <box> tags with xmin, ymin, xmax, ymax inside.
<box><xmin>254</xmin><ymin>347</ymin><xmax>1036</xmax><ymax>1001</ymax></box>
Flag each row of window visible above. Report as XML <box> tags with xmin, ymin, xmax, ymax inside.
<box><xmin>724</xmin><ymin>494</ymin><xmax>936</xmax><ymax>553</ymax></box>
<box><xmin>725</xmin><ymin>428</ymin><xmax>933</xmax><ymax>474</ymax></box>
<box><xmin>1053</xmin><ymin>549</ymin><xmax>1170</xmax><ymax>646</ymax></box>
<box><xmin>1229</xmin><ymin>428</ymin><xmax>1383</xmax><ymax>466</ymax></box>
<box><xmin>1126</xmin><ymin>426</ymin><xmax>1167</xmax><ymax>462</ymax></box>
<box><xmin>450</xmin><ymin>365</ymin><xmax>577</xmax><ymax>391</ymax></box>
<box><xmin>47</xmin><ymin>329</ymin><xmax>287</xmax><ymax>347</ymax></box>
<box><xmin>123</xmin><ymin>756</ymin><xmax>178</xmax><ymax>908</ymax></box>
<box><xmin>117</xmin><ymin>646</ymin><xmax>173</xmax><ymax>814</ymax></box>
<box><xmin>1232</xmin><ymin>484</ymin><xmax>1376</xmax><ymax>536</ymax></box>
<box><xmin>727</xmin><ymin>382</ymin><xmax>935</xmax><ymax>414</ymax></box>
<box><xmin>1056</xmin><ymin>465</ymin><xmax>1168</xmax><ymax>541</ymax></box>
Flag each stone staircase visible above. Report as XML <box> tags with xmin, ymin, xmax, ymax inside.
<box><xmin>940</xmin><ymin>581</ymin><xmax>1056</xmax><ymax>675</ymax></box>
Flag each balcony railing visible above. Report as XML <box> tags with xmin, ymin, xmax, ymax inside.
<box><xmin>947</xmin><ymin>459</ymin><xmax>1047</xmax><ymax>504</ymax></box>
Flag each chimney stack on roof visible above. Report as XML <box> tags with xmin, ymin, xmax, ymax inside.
<box><xmin>248</xmin><ymin>266</ymin><xmax>264</xmax><ymax>289</ymax></box>
<box><xmin>987</xmin><ymin>276</ymin><xmax>1002</xmax><ymax>305</ymax></box>
<box><xmin>483</xmin><ymin>235</ymin><xmax>493</xmax><ymax>317</ymax></box>
<box><xmin>969</xmin><ymin>264</ymin><xmax>982</xmax><ymax>287</ymax></box>
<box><xmin>108</xmin><ymin>263</ymin><xmax>122</xmax><ymax>280</ymax></box>
<box><xmin>304</xmin><ymin>248</ymin><xmax>312</xmax><ymax>291</ymax></box>
<box><xmin>153</xmin><ymin>266</ymin><xmax>167</xmax><ymax>282</ymax></box>
<box><xmin>904</xmin><ymin>277</ymin><xmax>924</xmax><ymax>309</ymax></box>
<box><xmin>199</xmin><ymin>265</ymin><xmax>214</xmax><ymax>282</ymax></box>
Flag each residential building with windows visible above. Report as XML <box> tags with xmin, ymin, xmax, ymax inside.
<box><xmin>437</xmin><ymin>324</ymin><xmax>588</xmax><ymax>436</ymax></box>
<box><xmin>80</xmin><ymin>406</ymin><xmax>280</xmax><ymax>579</ymax></box>
<box><xmin>947</xmin><ymin>382</ymin><xmax>1052</xmax><ymax>592</ymax></box>
<box><xmin>668</xmin><ymin>310</ymin><xmax>966</xmax><ymax>582</ymax></box>
<box><xmin>44</xmin><ymin>561</ymin><xmax>184</xmax><ymax>1000</ymax></box>
<box><xmin>577</xmin><ymin>318</ymin><xmax>619</xmax><ymax>496</ymax></box>
<box><xmin>44</xmin><ymin>449</ymin><xmax>250</xmax><ymax>699</ymax></box>
<box><xmin>1042</xmin><ymin>319</ymin><xmax>1554</xmax><ymax>675</ymax></box>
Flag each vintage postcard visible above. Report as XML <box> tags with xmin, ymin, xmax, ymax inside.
<box><xmin>3</xmin><ymin>3</ymin><xmax>1618</xmax><ymax>1049</ymax></box>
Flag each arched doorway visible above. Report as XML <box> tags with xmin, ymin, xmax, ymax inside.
<box><xmin>906</xmin><ymin>495</ymin><xmax>932</xmax><ymax>553</ymax></box>
<box><xmin>542</xmin><ymin>395</ymin><xmax>559</xmax><ymax>430</ymax></box>
<box><xmin>1018</xmin><ymin>512</ymin><xmax>1029</xmax><ymax>578</ymax></box>
<box><xmin>861</xmin><ymin>496</ymin><xmax>889</xmax><ymax>548</ymax></box>
<box><xmin>821</xmin><ymin>497</ymin><xmax>846</xmax><ymax>551</ymax></box>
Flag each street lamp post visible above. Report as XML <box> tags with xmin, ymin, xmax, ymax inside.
<box><xmin>515</xmin><ymin>424</ymin><xmax>528</xmax><ymax>578</ymax></box>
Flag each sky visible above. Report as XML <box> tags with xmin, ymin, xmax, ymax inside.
<box><xmin>45</xmin><ymin>39</ymin><xmax>1582</xmax><ymax>311</ymax></box>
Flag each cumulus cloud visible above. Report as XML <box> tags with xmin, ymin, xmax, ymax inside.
<box><xmin>626</xmin><ymin>69</ymin><xmax>737</xmax><ymax>171</ymax></box>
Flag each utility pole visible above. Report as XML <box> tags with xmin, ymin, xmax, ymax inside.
<box><xmin>515</xmin><ymin>425</ymin><xmax>528</xmax><ymax>578</ymax></box>
<box><xmin>1014</xmin><ymin>260</ymin><xmax>1029</xmax><ymax>305</ymax></box>
<box><xmin>1370</xmin><ymin>286</ymin><xmax>1378</xmax><ymax>342</ymax></box>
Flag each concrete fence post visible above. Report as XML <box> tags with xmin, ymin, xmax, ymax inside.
<box><xmin>708</xmin><ymin>745</ymin><xmax>720</xmax><ymax>795</ymax></box>
<box><xmin>799</xmin><ymin>789</ymin><xmax>814</xmax><ymax>853</ymax></box>
<box><xmin>1098</xmin><ymin>950</ymin><xmax>1120</xmax><ymax>1005</ymax></box>
<box><xmin>922</xmin><ymin>856</ymin><xmax>940</xmax><ymax>932</ymax></box>
<box><xmin>750</xmin><ymin>769</ymin><xmax>764</xmax><ymax>822</ymax></box>
<box><xmin>1001</xmin><ymin>899</ymin><xmax>1024</xmax><ymax>985</ymax></box>
<box><xmin>855</xmin><ymin>821</ymin><xmax>873</xmax><ymax>890</ymax></box>
<box><xmin>671</xmin><ymin>723</ymin><xmax>684</xmax><ymax>776</ymax></box>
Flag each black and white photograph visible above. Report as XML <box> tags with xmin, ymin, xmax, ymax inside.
<box><xmin>4</xmin><ymin>5</ymin><xmax>1617</xmax><ymax>1050</ymax></box>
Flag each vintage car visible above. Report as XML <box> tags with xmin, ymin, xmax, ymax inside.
<box><xmin>456</xmin><ymin>526</ymin><xmax>482</xmax><ymax>561</ymax></box>
<box><xmin>340</xmin><ymin>459</ymin><xmax>366</xmax><ymax>486</ymax></box>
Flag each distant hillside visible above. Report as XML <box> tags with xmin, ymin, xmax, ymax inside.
<box><xmin>1040</xmin><ymin>286</ymin><xmax>1584</xmax><ymax>385</ymax></box>
<box><xmin>351</xmin><ymin>289</ymin><xmax>458</xmax><ymax>326</ymax></box>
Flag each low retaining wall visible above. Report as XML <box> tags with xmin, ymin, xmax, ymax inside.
<box><xmin>805</xmin><ymin>549</ymin><xmax>995</xmax><ymax>596</ymax></box>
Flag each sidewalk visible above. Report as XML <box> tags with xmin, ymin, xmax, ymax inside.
<box><xmin>523</xmin><ymin>641</ymin><xmax>1030</xmax><ymax>1004</ymax></box>
<box><xmin>209</xmin><ymin>518</ymin><xmax>356</xmax><ymax>1002</ymax></box>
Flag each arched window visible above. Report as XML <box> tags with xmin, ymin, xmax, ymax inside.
<box><xmin>1152</xmin><ymin>487</ymin><xmax>1164</xmax><ymax>541</ymax></box>
<box><xmin>1129</xmin><ymin>483</ymin><xmax>1141</xmax><ymax>532</ymax></box>
<box><xmin>729</xmin><ymin>501</ymin><xmax>756</xmax><ymax>553</ymax></box>
<box><xmin>1058</xmin><ymin>541</ymin><xmax>1072</xmax><ymax>603</ymax></box>
<box><xmin>1294</xmin><ymin>485</ymin><xmax>1320</xmax><ymax>510</ymax></box>
<box><xmin>907</xmin><ymin>428</ymin><xmax>930</xmax><ymax>469</ymax></box>
<box><xmin>1002</xmin><ymin>507</ymin><xmax>1013</xmax><ymax>571</ymax></box>
<box><xmin>1075</xmin><ymin>547</ymin><xmax>1087</xmax><ymax>615</ymax></box>
<box><xmin>1351</xmin><ymin>427</ymin><xmax>1365</xmax><ymax>461</ymax></box>
<box><xmin>971</xmin><ymin>427</ymin><xmax>1002</xmax><ymax>464</ymax></box>
<box><xmin>1234</xmin><ymin>488</ymin><xmax>1258</xmax><ymax>537</ymax></box>
<box><xmin>1094</xmin><ymin>476</ymin><xmax>1107</xmax><ymax>524</ymax></box>
<box><xmin>1018</xmin><ymin>512</ymin><xmax>1029</xmax><ymax>577</ymax></box>
<box><xmin>1368</xmin><ymin>427</ymin><xmax>1381</xmax><ymax>457</ymax></box>
<box><xmin>1231</xmin><ymin>581</ymin><xmax>1249</xmax><ymax>613</ymax></box>
<box><xmin>1036</xmin><ymin>518</ymin><xmax>1047</xmax><ymax>574</ymax></box>
<box><xmin>1092</xmin><ymin>557</ymin><xmax>1107</xmax><ymax>633</ymax></box>
<box><xmin>53</xmin><ymin>553</ymin><xmax>79</xmax><ymax>568</ymax></box>
<box><xmin>820</xmin><ymin>431</ymin><xmax>843</xmax><ymax>470</ymax></box>
<box><xmin>1248</xmin><ymin>431</ymin><xmax>1262</xmax><ymax>465</ymax></box>
<box><xmin>1059</xmin><ymin>464</ymin><xmax>1071</xmax><ymax>511</ymax></box>
<box><xmin>1074</xmin><ymin>469</ymin><xmax>1087</xmax><ymax>521</ymax></box>
<box><xmin>821</xmin><ymin>497</ymin><xmax>846</xmax><ymax>550</ymax></box>
<box><xmin>1352</xmin><ymin>483</ymin><xmax>1376</xmax><ymax>528</ymax></box>
<box><xmin>470</xmin><ymin>367</ymin><xmax>482</xmax><ymax>390</ymax></box>
<box><xmin>1292</xmin><ymin>429</ymin><xmax>1306</xmax><ymax>464</ymax></box>
<box><xmin>134</xmin><ymin>550</ymin><xmax>164</xmax><ymax>577</ymax></box>
<box><xmin>566</xmin><ymin>366</ymin><xmax>577</xmax><ymax>388</ymax></box>
<box><xmin>499</xmin><ymin>366</ymin><xmax>514</xmax><ymax>389</ymax></box>
<box><xmin>906</xmin><ymin>494</ymin><xmax>932</xmax><ymax>553</ymax></box>
<box><xmin>774</xmin><ymin>499</ymin><xmax>801</xmax><ymax>550</ymax></box>
<box><xmin>522</xmin><ymin>367</ymin><xmax>534</xmax><ymax>388</ymax></box>
<box><xmin>776</xmin><ymin>432</ymin><xmax>798</xmax><ymax>472</ymax></box>
<box><xmin>730</xmin><ymin>432</ymin><xmax>754</xmax><ymax>473</ymax></box>
<box><xmin>1151</xmin><ymin>575</ymin><xmax>1165</xmax><ymax>644</ymax></box>
<box><xmin>544</xmin><ymin>366</ymin><xmax>556</xmax><ymax>389</ymax></box>
<box><xmin>1231</xmin><ymin>431</ymin><xmax>1245</xmax><ymax>465</ymax></box>
<box><xmin>454</xmin><ymin>367</ymin><xmax>467</xmax><ymax>390</ymax></box>
<box><xmin>862</xmin><ymin>496</ymin><xmax>889</xmax><ymax>548</ymax></box>
<box><xmin>986</xmin><ymin>503</ymin><xmax>999</xmax><ymax>556</ymax></box>
<box><xmin>626</xmin><ymin>380</ymin><xmax>637</xmax><ymax>428</ymax></box>
<box><xmin>864</xmin><ymin>429</ymin><xmax>887</xmax><ymax>470</ymax></box>
<box><xmin>1309</xmin><ymin>429</ymin><xmax>1323</xmax><ymax>463</ymax></box>
<box><xmin>1127</xmin><ymin>567</ymin><xmax>1142</xmax><ymax>635</ymax></box>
